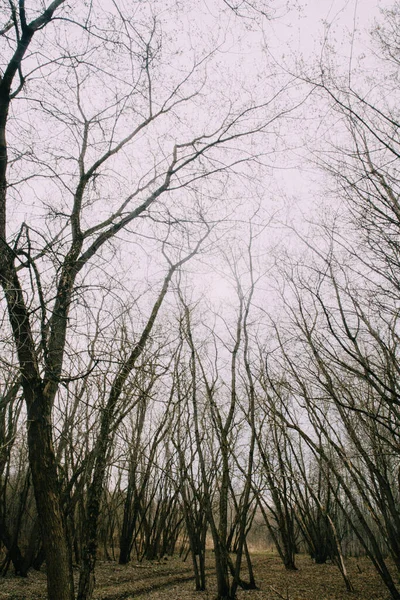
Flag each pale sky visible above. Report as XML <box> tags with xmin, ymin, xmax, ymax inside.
<box><xmin>201</xmin><ymin>0</ymin><xmax>394</xmax><ymax>303</ymax></box>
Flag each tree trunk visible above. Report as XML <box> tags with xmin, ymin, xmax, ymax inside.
<box><xmin>27</xmin><ymin>415</ymin><xmax>75</xmax><ymax>600</ymax></box>
<box><xmin>213</xmin><ymin>540</ymin><xmax>231</xmax><ymax>600</ymax></box>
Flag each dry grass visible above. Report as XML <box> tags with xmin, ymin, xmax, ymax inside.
<box><xmin>0</xmin><ymin>553</ymin><xmax>393</xmax><ymax>600</ymax></box>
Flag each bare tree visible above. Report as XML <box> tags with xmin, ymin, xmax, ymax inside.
<box><xmin>174</xmin><ymin>228</ymin><xmax>262</xmax><ymax>600</ymax></box>
<box><xmin>263</xmin><ymin>268</ymin><xmax>400</xmax><ymax>599</ymax></box>
<box><xmin>0</xmin><ymin>1</ymin><xmax>297</xmax><ymax>597</ymax></box>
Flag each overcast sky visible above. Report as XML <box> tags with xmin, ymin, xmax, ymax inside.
<box><xmin>200</xmin><ymin>0</ymin><xmax>395</xmax><ymax>303</ymax></box>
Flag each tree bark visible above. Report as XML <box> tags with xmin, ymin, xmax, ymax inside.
<box><xmin>27</xmin><ymin>414</ymin><xmax>74</xmax><ymax>600</ymax></box>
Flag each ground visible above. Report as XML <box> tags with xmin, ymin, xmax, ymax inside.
<box><xmin>0</xmin><ymin>553</ymin><xmax>393</xmax><ymax>600</ymax></box>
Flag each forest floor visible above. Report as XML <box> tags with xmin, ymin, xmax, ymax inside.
<box><xmin>0</xmin><ymin>552</ymin><xmax>393</xmax><ymax>600</ymax></box>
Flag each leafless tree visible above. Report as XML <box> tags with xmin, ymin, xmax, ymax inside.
<box><xmin>0</xmin><ymin>1</ymin><xmax>298</xmax><ymax>597</ymax></box>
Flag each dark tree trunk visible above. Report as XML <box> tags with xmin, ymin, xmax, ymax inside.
<box><xmin>0</xmin><ymin>520</ymin><xmax>26</xmax><ymax>577</ymax></box>
<box><xmin>27</xmin><ymin>414</ymin><xmax>75</xmax><ymax>600</ymax></box>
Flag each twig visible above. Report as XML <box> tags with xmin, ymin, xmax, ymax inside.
<box><xmin>270</xmin><ymin>585</ymin><xmax>291</xmax><ymax>600</ymax></box>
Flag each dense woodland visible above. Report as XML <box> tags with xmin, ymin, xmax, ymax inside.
<box><xmin>0</xmin><ymin>1</ymin><xmax>400</xmax><ymax>600</ymax></box>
